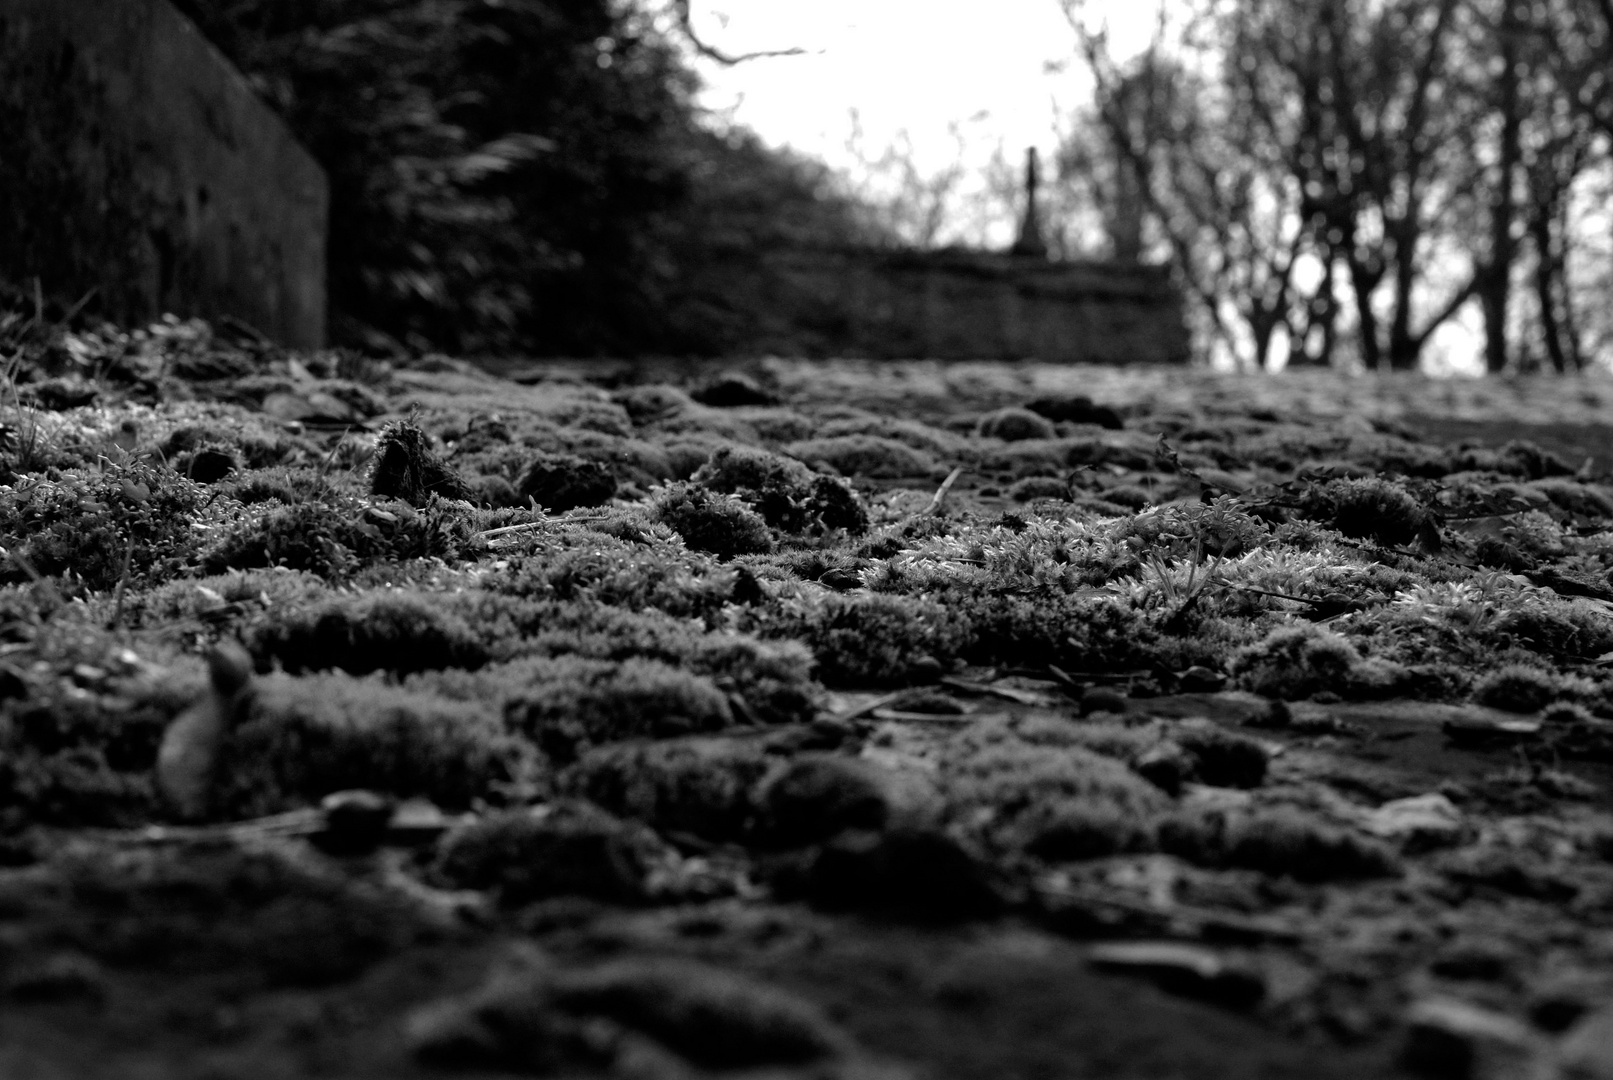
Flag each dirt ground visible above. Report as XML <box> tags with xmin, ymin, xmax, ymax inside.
<box><xmin>2</xmin><ymin>331</ymin><xmax>1613</xmax><ymax>1078</ymax></box>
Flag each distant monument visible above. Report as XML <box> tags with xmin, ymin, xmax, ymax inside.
<box><xmin>1009</xmin><ymin>146</ymin><xmax>1049</xmax><ymax>259</ymax></box>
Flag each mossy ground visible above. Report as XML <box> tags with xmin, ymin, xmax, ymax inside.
<box><xmin>2</xmin><ymin>325</ymin><xmax>1613</xmax><ymax>1076</ymax></box>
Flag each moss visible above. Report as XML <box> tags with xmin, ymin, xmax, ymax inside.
<box><xmin>1230</xmin><ymin>624</ymin><xmax>1362</xmax><ymax>700</ymax></box>
<box><xmin>1161</xmin><ymin>806</ymin><xmax>1398</xmax><ymax>881</ymax></box>
<box><xmin>160</xmin><ymin>420</ymin><xmax>286</xmax><ymax>470</ymax></box>
<box><xmin>1473</xmin><ymin>663</ymin><xmax>1561</xmax><ymax>713</ymax></box>
<box><xmin>0</xmin><ymin>462</ymin><xmax>214</xmax><ymax>590</ymax></box>
<box><xmin>1169</xmin><ymin>720</ymin><xmax>1270</xmax><ymax>789</ymax></box>
<box><xmin>612</xmin><ymin>383</ymin><xmax>695</xmax><ymax>424</ymax></box>
<box><xmin>1008</xmin><ymin>476</ymin><xmax>1071</xmax><ymax>502</ymax></box>
<box><xmin>202</xmin><ymin>496</ymin><xmax>480</xmax><ymax>578</ymax></box>
<box><xmin>369</xmin><ymin>418</ymin><xmax>473</xmax><ymax>507</ymax></box>
<box><xmin>431</xmin><ymin>801</ymin><xmax>669</xmax><ymax>905</ymax></box>
<box><xmin>516</xmin><ymin>452</ymin><xmax>617</xmax><ymax>512</ymax></box>
<box><xmin>651</xmin><ymin>482</ymin><xmax>774</xmax><ymax>559</ymax></box>
<box><xmin>1296</xmin><ymin>477</ymin><xmax>1434</xmax><ymax>547</ymax></box>
<box><xmin>782</xmin><ymin>435</ymin><xmax>937</xmax><ymax>478</ymax></box>
<box><xmin>692</xmin><ymin>446</ymin><xmax>867</xmax><ymax>535</ymax></box>
<box><xmin>976</xmin><ymin>407</ymin><xmax>1057</xmax><ymax>442</ymax></box>
<box><xmin>249</xmin><ymin>591</ymin><xmax>489</xmax><ymax>676</ymax></box>
<box><xmin>503</xmin><ymin>656</ymin><xmax>736</xmax><ymax>761</ymax></box>
<box><xmin>217</xmin><ymin>673</ymin><xmax>526</xmax><ymax>816</ymax></box>
<box><xmin>792</xmin><ymin>593</ymin><xmax>963</xmax><ymax>687</ymax></box>
<box><xmin>222</xmin><ymin>466</ymin><xmax>343</xmax><ymax>506</ymax></box>
<box><xmin>560</xmin><ymin>736</ymin><xmax>773</xmax><ymax>842</ymax></box>
<box><xmin>943</xmin><ymin>736</ymin><xmax>1168</xmax><ymax>860</ymax></box>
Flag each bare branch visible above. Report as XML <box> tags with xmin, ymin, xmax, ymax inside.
<box><xmin>668</xmin><ymin>0</ymin><xmax>807</xmax><ymax>65</ymax></box>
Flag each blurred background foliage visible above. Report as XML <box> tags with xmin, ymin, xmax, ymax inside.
<box><xmin>171</xmin><ymin>0</ymin><xmax>891</xmax><ymax>358</ymax></box>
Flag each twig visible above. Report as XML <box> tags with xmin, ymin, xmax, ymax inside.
<box><xmin>909</xmin><ymin>466</ymin><xmax>965</xmax><ymax>521</ymax></box>
<box><xmin>828</xmin><ymin>690</ymin><xmax>907</xmax><ymax>724</ymax></box>
<box><xmin>940</xmin><ymin>676</ymin><xmax>1046</xmax><ymax>705</ymax></box>
<box><xmin>478</xmin><ymin>513</ymin><xmax>609</xmax><ymax>541</ymax></box>
<box><xmin>110</xmin><ymin>535</ymin><xmax>135</xmax><ymax>628</ymax></box>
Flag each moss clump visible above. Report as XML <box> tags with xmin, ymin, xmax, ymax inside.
<box><xmin>203</xmin><ymin>497</ymin><xmax>479</xmax><ymax>578</ymax></box>
<box><xmin>0</xmin><ymin>463</ymin><xmax>213</xmax><ymax>590</ymax></box>
<box><xmin>651</xmin><ymin>483</ymin><xmax>774</xmax><ymax>559</ymax></box>
<box><xmin>1008</xmin><ymin>476</ymin><xmax>1072</xmax><ymax>502</ymax></box>
<box><xmin>1169</xmin><ymin>720</ymin><xmax>1270</xmax><ymax>789</ymax></box>
<box><xmin>222</xmin><ymin>466</ymin><xmax>342</xmax><ymax>506</ymax></box>
<box><xmin>250</xmin><ymin>591</ymin><xmax>489</xmax><ymax>676</ymax></box>
<box><xmin>160</xmin><ymin>420</ymin><xmax>287</xmax><ymax>470</ymax></box>
<box><xmin>1297</xmin><ymin>477</ymin><xmax>1434</xmax><ymax>547</ymax></box>
<box><xmin>516</xmin><ymin>452</ymin><xmax>617</xmax><ymax>512</ymax></box>
<box><xmin>1230</xmin><ymin>624</ymin><xmax>1362</xmax><ymax>700</ymax></box>
<box><xmin>757</xmin><ymin>754</ymin><xmax>941</xmax><ymax>848</ymax></box>
<box><xmin>503</xmin><ymin>656</ymin><xmax>736</xmax><ymax>761</ymax></box>
<box><xmin>561</xmin><ymin>736</ymin><xmax>773</xmax><ymax>842</ymax></box>
<box><xmin>793</xmin><ymin>593</ymin><xmax>962</xmax><ymax>687</ymax></box>
<box><xmin>782</xmin><ymin>435</ymin><xmax>937</xmax><ymax>479</ymax></box>
<box><xmin>943</xmin><ymin>723</ymin><xmax>1169</xmax><ymax>860</ymax></box>
<box><xmin>1473</xmin><ymin>663</ymin><xmax>1561</xmax><ymax>713</ymax></box>
<box><xmin>692</xmin><ymin>446</ymin><xmax>868</xmax><ymax>535</ymax></box>
<box><xmin>1161</xmin><ymin>806</ymin><xmax>1398</xmax><ymax>882</ymax></box>
<box><xmin>217</xmin><ymin>673</ymin><xmax>525</xmax><ymax>817</ymax></box>
<box><xmin>976</xmin><ymin>407</ymin><xmax>1057</xmax><ymax>442</ymax></box>
<box><xmin>369</xmin><ymin>418</ymin><xmax>473</xmax><ymax>507</ymax></box>
<box><xmin>431</xmin><ymin>801</ymin><xmax>669</xmax><ymax>905</ymax></box>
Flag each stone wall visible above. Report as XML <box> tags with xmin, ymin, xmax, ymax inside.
<box><xmin>0</xmin><ymin>0</ymin><xmax>327</xmax><ymax>347</ymax></box>
<box><xmin>758</xmin><ymin>247</ymin><xmax>1190</xmax><ymax>363</ymax></box>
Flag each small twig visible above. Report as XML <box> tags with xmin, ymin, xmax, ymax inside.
<box><xmin>828</xmin><ymin>690</ymin><xmax>907</xmax><ymax>724</ymax></box>
<box><xmin>909</xmin><ymin>466</ymin><xmax>965</xmax><ymax>522</ymax></box>
<box><xmin>940</xmin><ymin>676</ymin><xmax>1046</xmax><ymax>705</ymax></box>
<box><xmin>478</xmin><ymin>513</ymin><xmax>609</xmax><ymax>541</ymax></box>
<box><xmin>110</xmin><ymin>535</ymin><xmax>136</xmax><ymax>628</ymax></box>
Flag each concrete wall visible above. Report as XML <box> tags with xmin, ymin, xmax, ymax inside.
<box><xmin>758</xmin><ymin>248</ymin><xmax>1190</xmax><ymax>364</ymax></box>
<box><xmin>0</xmin><ymin>0</ymin><xmax>327</xmax><ymax>347</ymax></box>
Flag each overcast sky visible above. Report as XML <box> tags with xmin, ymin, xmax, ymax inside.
<box><xmin>688</xmin><ymin>2</ymin><xmax>1157</xmax><ymax>176</ymax></box>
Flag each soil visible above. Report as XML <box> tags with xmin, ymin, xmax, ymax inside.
<box><xmin>2</xmin><ymin>326</ymin><xmax>1613</xmax><ymax>1079</ymax></box>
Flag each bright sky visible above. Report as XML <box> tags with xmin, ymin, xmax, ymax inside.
<box><xmin>688</xmin><ymin>1</ymin><xmax>1155</xmax><ymax>178</ymax></box>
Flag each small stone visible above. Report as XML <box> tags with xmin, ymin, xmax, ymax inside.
<box><xmin>315</xmin><ymin>789</ymin><xmax>397</xmax><ymax>855</ymax></box>
<box><xmin>1087</xmin><ymin>941</ymin><xmax>1264</xmax><ymax>1011</ymax></box>
<box><xmin>1362</xmin><ymin>793</ymin><xmax>1467</xmax><ymax>853</ymax></box>
<box><xmin>1401</xmin><ymin>997</ymin><xmax>1537</xmax><ymax>1080</ymax></box>
<box><xmin>1079</xmin><ymin>687</ymin><xmax>1129</xmax><ymax>716</ymax></box>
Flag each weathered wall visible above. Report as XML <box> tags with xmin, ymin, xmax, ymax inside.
<box><xmin>0</xmin><ymin>0</ymin><xmax>327</xmax><ymax>347</ymax></box>
<box><xmin>756</xmin><ymin>248</ymin><xmax>1190</xmax><ymax>363</ymax></box>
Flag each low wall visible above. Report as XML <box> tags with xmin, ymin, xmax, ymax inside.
<box><xmin>0</xmin><ymin>0</ymin><xmax>327</xmax><ymax>347</ymax></box>
<box><xmin>760</xmin><ymin>248</ymin><xmax>1190</xmax><ymax>363</ymax></box>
